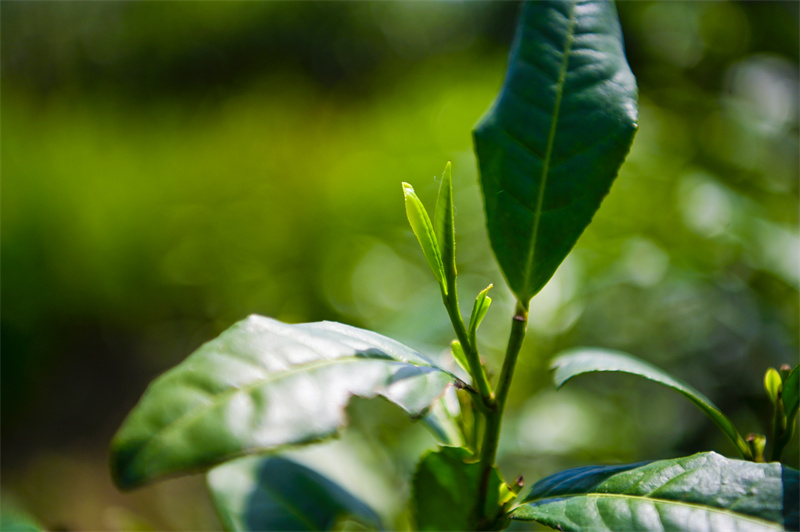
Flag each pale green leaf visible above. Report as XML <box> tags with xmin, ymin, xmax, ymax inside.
<box><xmin>111</xmin><ymin>316</ymin><xmax>457</xmax><ymax>489</ymax></box>
<box><xmin>765</xmin><ymin>368</ymin><xmax>782</xmax><ymax>406</ymax></box>
<box><xmin>467</xmin><ymin>285</ymin><xmax>493</xmax><ymax>345</ymax></box>
<box><xmin>450</xmin><ymin>340</ymin><xmax>469</xmax><ymax>376</ymax></box>
<box><xmin>403</xmin><ymin>182</ymin><xmax>446</xmax><ymax>291</ymax></box>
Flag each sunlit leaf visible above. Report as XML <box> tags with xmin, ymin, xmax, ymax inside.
<box><xmin>551</xmin><ymin>348</ymin><xmax>752</xmax><ymax>459</ymax></box>
<box><xmin>474</xmin><ymin>0</ymin><xmax>638</xmax><ymax>302</ymax></box>
<box><xmin>111</xmin><ymin>316</ymin><xmax>458</xmax><ymax>489</ymax></box>
<box><xmin>512</xmin><ymin>451</ymin><xmax>799</xmax><ymax>531</ymax></box>
<box><xmin>467</xmin><ymin>285</ymin><xmax>493</xmax><ymax>344</ymax></box>
<box><xmin>450</xmin><ymin>340</ymin><xmax>469</xmax><ymax>376</ymax></box>
<box><xmin>765</xmin><ymin>368</ymin><xmax>782</xmax><ymax>405</ymax></box>
<box><xmin>403</xmin><ymin>182</ymin><xmax>446</xmax><ymax>291</ymax></box>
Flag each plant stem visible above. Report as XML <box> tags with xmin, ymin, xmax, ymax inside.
<box><xmin>442</xmin><ymin>283</ymin><xmax>494</xmax><ymax>411</ymax></box>
<box><xmin>770</xmin><ymin>403</ymin><xmax>793</xmax><ymax>462</ymax></box>
<box><xmin>475</xmin><ymin>299</ymin><xmax>529</xmax><ymax>528</ymax></box>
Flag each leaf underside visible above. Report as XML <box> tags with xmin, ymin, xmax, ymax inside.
<box><xmin>207</xmin><ymin>454</ymin><xmax>381</xmax><ymax>532</ymax></box>
<box><xmin>550</xmin><ymin>348</ymin><xmax>751</xmax><ymax>459</ymax></box>
<box><xmin>110</xmin><ymin>315</ymin><xmax>457</xmax><ymax>489</ymax></box>
<box><xmin>512</xmin><ymin>451</ymin><xmax>799</xmax><ymax>532</ymax></box>
<box><xmin>474</xmin><ymin>0</ymin><xmax>638</xmax><ymax>302</ymax></box>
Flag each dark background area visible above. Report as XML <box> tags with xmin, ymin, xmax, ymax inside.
<box><xmin>2</xmin><ymin>2</ymin><xmax>798</xmax><ymax>529</ymax></box>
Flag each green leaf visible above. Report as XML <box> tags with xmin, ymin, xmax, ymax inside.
<box><xmin>207</xmin><ymin>454</ymin><xmax>382</xmax><ymax>532</ymax></box>
<box><xmin>412</xmin><ymin>446</ymin><xmax>511</xmax><ymax>531</ymax></box>
<box><xmin>512</xmin><ymin>451</ymin><xmax>799</xmax><ymax>531</ymax></box>
<box><xmin>467</xmin><ymin>284</ymin><xmax>493</xmax><ymax>345</ymax></box>
<box><xmin>110</xmin><ymin>316</ymin><xmax>458</xmax><ymax>490</ymax></box>
<box><xmin>403</xmin><ymin>182</ymin><xmax>446</xmax><ymax>291</ymax></box>
<box><xmin>450</xmin><ymin>340</ymin><xmax>470</xmax><ymax>376</ymax></box>
<box><xmin>473</xmin><ymin>0</ymin><xmax>638</xmax><ymax>303</ymax></box>
<box><xmin>551</xmin><ymin>348</ymin><xmax>752</xmax><ymax>460</ymax></box>
<box><xmin>422</xmin><ymin>389</ymin><xmax>466</xmax><ymax>447</ymax></box>
<box><xmin>765</xmin><ymin>368</ymin><xmax>783</xmax><ymax>406</ymax></box>
<box><xmin>434</xmin><ymin>162</ymin><xmax>456</xmax><ymax>286</ymax></box>
<box><xmin>783</xmin><ymin>365</ymin><xmax>799</xmax><ymax>421</ymax></box>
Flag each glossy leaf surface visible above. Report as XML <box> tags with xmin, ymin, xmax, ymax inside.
<box><xmin>403</xmin><ymin>182</ymin><xmax>446</xmax><ymax>291</ymax></box>
<box><xmin>111</xmin><ymin>316</ymin><xmax>457</xmax><ymax>489</ymax></box>
<box><xmin>474</xmin><ymin>0</ymin><xmax>638</xmax><ymax>302</ymax></box>
<box><xmin>412</xmin><ymin>446</ymin><xmax>511</xmax><ymax>531</ymax></box>
<box><xmin>551</xmin><ymin>348</ymin><xmax>751</xmax><ymax>459</ymax></box>
<box><xmin>512</xmin><ymin>451</ymin><xmax>799</xmax><ymax>531</ymax></box>
<box><xmin>207</xmin><ymin>454</ymin><xmax>381</xmax><ymax>532</ymax></box>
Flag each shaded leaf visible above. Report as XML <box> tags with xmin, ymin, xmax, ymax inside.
<box><xmin>412</xmin><ymin>446</ymin><xmax>512</xmax><ymax>531</ymax></box>
<box><xmin>422</xmin><ymin>387</ymin><xmax>466</xmax><ymax>447</ymax></box>
<box><xmin>403</xmin><ymin>182</ymin><xmax>446</xmax><ymax>291</ymax></box>
<box><xmin>551</xmin><ymin>348</ymin><xmax>752</xmax><ymax>459</ymax></box>
<box><xmin>783</xmin><ymin>365</ymin><xmax>799</xmax><ymax>421</ymax></box>
<box><xmin>512</xmin><ymin>451</ymin><xmax>799</xmax><ymax>531</ymax></box>
<box><xmin>207</xmin><ymin>454</ymin><xmax>381</xmax><ymax>532</ymax></box>
<box><xmin>111</xmin><ymin>316</ymin><xmax>457</xmax><ymax>489</ymax></box>
<box><xmin>474</xmin><ymin>0</ymin><xmax>638</xmax><ymax>302</ymax></box>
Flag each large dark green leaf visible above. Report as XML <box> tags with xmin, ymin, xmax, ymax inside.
<box><xmin>551</xmin><ymin>348</ymin><xmax>752</xmax><ymax>459</ymax></box>
<box><xmin>511</xmin><ymin>451</ymin><xmax>799</xmax><ymax>531</ymax></box>
<box><xmin>474</xmin><ymin>0</ymin><xmax>638</xmax><ymax>302</ymax></box>
<box><xmin>111</xmin><ymin>316</ymin><xmax>458</xmax><ymax>489</ymax></box>
<box><xmin>207</xmin><ymin>454</ymin><xmax>381</xmax><ymax>532</ymax></box>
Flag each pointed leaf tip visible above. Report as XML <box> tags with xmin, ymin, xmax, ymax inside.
<box><xmin>474</xmin><ymin>0</ymin><xmax>638</xmax><ymax>302</ymax></box>
<box><xmin>403</xmin><ymin>182</ymin><xmax>447</xmax><ymax>290</ymax></box>
<box><xmin>434</xmin><ymin>162</ymin><xmax>457</xmax><ymax>286</ymax></box>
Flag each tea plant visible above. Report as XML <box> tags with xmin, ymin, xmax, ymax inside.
<box><xmin>111</xmin><ymin>1</ymin><xmax>799</xmax><ymax>530</ymax></box>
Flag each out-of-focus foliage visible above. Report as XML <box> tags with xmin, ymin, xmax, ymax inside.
<box><xmin>2</xmin><ymin>1</ymin><xmax>797</xmax><ymax>530</ymax></box>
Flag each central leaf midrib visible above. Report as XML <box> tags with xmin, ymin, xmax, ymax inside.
<box><xmin>521</xmin><ymin>4</ymin><xmax>577</xmax><ymax>298</ymax></box>
<box><xmin>530</xmin><ymin>492</ymin><xmax>780</xmax><ymax>528</ymax></box>
<box><xmin>133</xmin><ymin>354</ymin><xmax>425</xmax><ymax>468</ymax></box>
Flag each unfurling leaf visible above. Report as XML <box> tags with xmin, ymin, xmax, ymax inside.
<box><xmin>434</xmin><ymin>162</ymin><xmax>457</xmax><ymax>286</ymax></box>
<box><xmin>403</xmin><ymin>182</ymin><xmax>446</xmax><ymax>292</ymax></box>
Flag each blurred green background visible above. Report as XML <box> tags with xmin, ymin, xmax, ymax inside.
<box><xmin>2</xmin><ymin>1</ymin><xmax>798</xmax><ymax>530</ymax></box>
